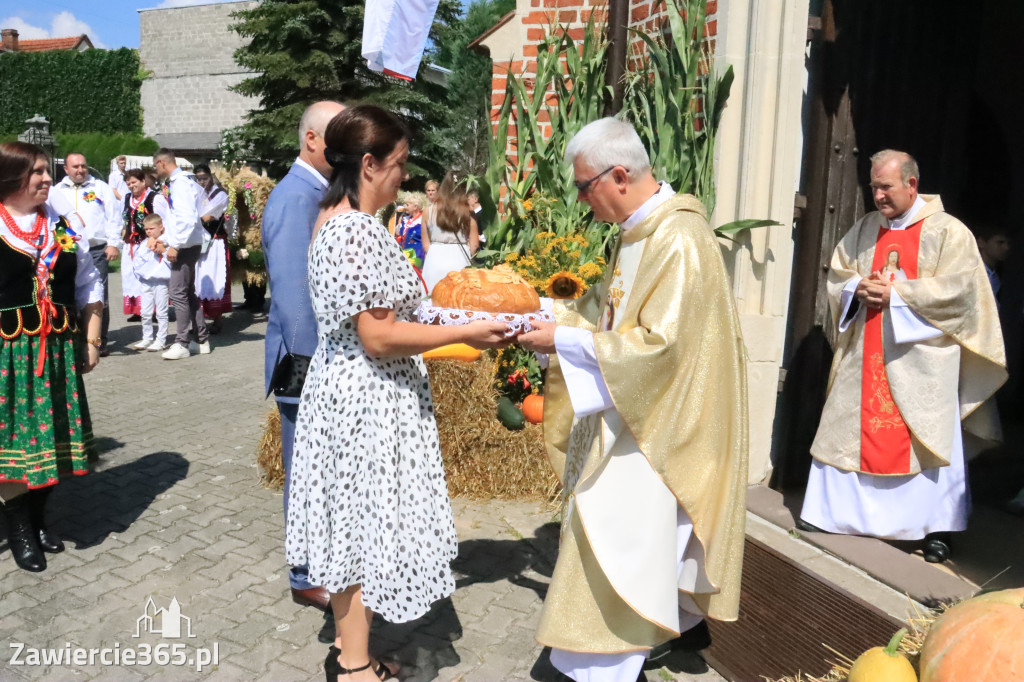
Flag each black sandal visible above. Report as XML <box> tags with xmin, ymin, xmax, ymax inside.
<box><xmin>324</xmin><ymin>649</ymin><xmax>397</xmax><ymax>681</ymax></box>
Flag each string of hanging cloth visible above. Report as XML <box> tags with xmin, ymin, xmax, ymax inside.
<box><xmin>363</xmin><ymin>0</ymin><xmax>441</xmax><ymax>81</ymax></box>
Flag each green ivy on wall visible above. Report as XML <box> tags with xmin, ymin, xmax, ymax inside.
<box><xmin>0</xmin><ymin>48</ymin><xmax>143</xmax><ymax>135</ymax></box>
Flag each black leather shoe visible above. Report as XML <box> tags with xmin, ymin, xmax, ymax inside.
<box><xmin>648</xmin><ymin>620</ymin><xmax>712</xmax><ymax>661</ymax></box>
<box><xmin>2</xmin><ymin>496</ymin><xmax>46</xmax><ymax>572</ymax></box>
<box><xmin>30</xmin><ymin>489</ymin><xmax>64</xmax><ymax>554</ymax></box>
<box><xmin>923</xmin><ymin>537</ymin><xmax>951</xmax><ymax>564</ymax></box>
<box><xmin>127</xmin><ymin>314</ymin><xmax>142</xmax><ymax>322</ymax></box>
<box><xmin>796</xmin><ymin>519</ymin><xmax>825</xmax><ymax>533</ymax></box>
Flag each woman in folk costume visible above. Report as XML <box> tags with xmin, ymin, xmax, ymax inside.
<box><xmin>0</xmin><ymin>142</ymin><xmax>104</xmax><ymax>573</ymax></box>
<box><xmin>800</xmin><ymin>150</ymin><xmax>1006</xmax><ymax>563</ymax></box>
<box><xmin>121</xmin><ymin>168</ymin><xmax>170</xmax><ymax>321</ymax></box>
<box><xmin>519</xmin><ymin>118</ymin><xmax>748</xmax><ymax>682</ymax></box>
<box><xmin>192</xmin><ymin>165</ymin><xmax>232</xmax><ymax>334</ymax></box>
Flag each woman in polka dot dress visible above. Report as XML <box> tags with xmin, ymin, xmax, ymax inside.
<box><xmin>284</xmin><ymin>106</ymin><xmax>511</xmax><ymax>682</ymax></box>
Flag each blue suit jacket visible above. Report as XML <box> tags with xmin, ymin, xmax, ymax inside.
<box><xmin>263</xmin><ymin>163</ymin><xmax>324</xmax><ymax>403</ymax></box>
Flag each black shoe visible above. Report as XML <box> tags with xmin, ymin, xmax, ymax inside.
<box><xmin>29</xmin><ymin>488</ymin><xmax>64</xmax><ymax>554</ymax></box>
<box><xmin>648</xmin><ymin>620</ymin><xmax>712</xmax><ymax>661</ymax></box>
<box><xmin>2</xmin><ymin>495</ymin><xmax>46</xmax><ymax>572</ymax></box>
<box><xmin>923</xmin><ymin>534</ymin><xmax>951</xmax><ymax>563</ymax></box>
<box><xmin>796</xmin><ymin>519</ymin><xmax>825</xmax><ymax>533</ymax></box>
<box><xmin>127</xmin><ymin>314</ymin><xmax>142</xmax><ymax>322</ymax></box>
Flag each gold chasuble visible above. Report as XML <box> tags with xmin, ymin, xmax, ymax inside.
<box><xmin>812</xmin><ymin>195</ymin><xmax>1006</xmax><ymax>475</ymax></box>
<box><xmin>537</xmin><ymin>194</ymin><xmax>748</xmax><ymax>653</ymax></box>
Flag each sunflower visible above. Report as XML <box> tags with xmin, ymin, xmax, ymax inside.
<box><xmin>545</xmin><ymin>271</ymin><xmax>587</xmax><ymax>299</ymax></box>
<box><xmin>55</xmin><ymin>233</ymin><xmax>76</xmax><ymax>252</ymax></box>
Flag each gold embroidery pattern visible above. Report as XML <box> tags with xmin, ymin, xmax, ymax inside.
<box><xmin>866</xmin><ymin>352</ymin><xmax>904</xmax><ymax>432</ymax></box>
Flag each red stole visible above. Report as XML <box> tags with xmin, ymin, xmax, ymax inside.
<box><xmin>859</xmin><ymin>220</ymin><xmax>924</xmax><ymax>474</ymax></box>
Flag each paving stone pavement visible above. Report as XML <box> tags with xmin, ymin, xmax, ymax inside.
<box><xmin>0</xmin><ymin>279</ymin><xmax>724</xmax><ymax>682</ymax></box>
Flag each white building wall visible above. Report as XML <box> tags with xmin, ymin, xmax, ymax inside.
<box><xmin>714</xmin><ymin>0</ymin><xmax>809</xmax><ymax>483</ymax></box>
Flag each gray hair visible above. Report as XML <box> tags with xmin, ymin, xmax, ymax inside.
<box><xmin>298</xmin><ymin>101</ymin><xmax>344</xmax><ymax>148</ymax></box>
<box><xmin>870</xmin><ymin>149</ymin><xmax>920</xmax><ymax>186</ymax></box>
<box><xmin>565</xmin><ymin>117</ymin><xmax>651</xmax><ymax>175</ymax></box>
<box><xmin>402</xmin><ymin>191</ymin><xmax>427</xmax><ymax>210</ymax></box>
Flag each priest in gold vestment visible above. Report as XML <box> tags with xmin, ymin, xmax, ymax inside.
<box><xmin>799</xmin><ymin>150</ymin><xmax>1006</xmax><ymax>564</ymax></box>
<box><xmin>519</xmin><ymin>118</ymin><xmax>748</xmax><ymax>682</ymax></box>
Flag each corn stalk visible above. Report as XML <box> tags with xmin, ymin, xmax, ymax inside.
<box><xmin>480</xmin><ymin>16</ymin><xmax>615</xmax><ymax>265</ymax></box>
<box><xmin>482</xmin><ymin>0</ymin><xmax>772</xmax><ymax>264</ymax></box>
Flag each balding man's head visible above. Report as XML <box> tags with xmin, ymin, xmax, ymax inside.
<box><xmin>869</xmin><ymin>149</ymin><xmax>919</xmax><ymax>219</ymax></box>
<box><xmin>64</xmin><ymin>153</ymin><xmax>89</xmax><ymax>184</ymax></box>
<box><xmin>299</xmin><ymin>101</ymin><xmax>345</xmax><ymax>177</ymax></box>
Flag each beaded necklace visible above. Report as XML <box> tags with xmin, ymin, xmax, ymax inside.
<box><xmin>0</xmin><ymin>202</ymin><xmax>47</xmax><ymax>245</ymax></box>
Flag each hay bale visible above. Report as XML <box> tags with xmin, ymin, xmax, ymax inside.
<box><xmin>426</xmin><ymin>356</ymin><xmax>559</xmax><ymax>500</ymax></box>
<box><xmin>256</xmin><ymin>408</ymin><xmax>285</xmax><ymax>491</ymax></box>
<box><xmin>253</xmin><ymin>357</ymin><xmax>560</xmax><ymax>499</ymax></box>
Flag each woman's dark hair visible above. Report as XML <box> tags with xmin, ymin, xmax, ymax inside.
<box><xmin>124</xmin><ymin>168</ymin><xmax>147</xmax><ymax>183</ymax></box>
<box><xmin>0</xmin><ymin>142</ymin><xmax>47</xmax><ymax>202</ymax></box>
<box><xmin>430</xmin><ymin>171</ymin><xmax>471</xmax><ymax>236</ymax></box>
<box><xmin>319</xmin><ymin>105</ymin><xmax>408</xmax><ymax>212</ymax></box>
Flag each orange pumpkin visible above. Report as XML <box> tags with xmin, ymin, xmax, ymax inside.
<box><xmin>919</xmin><ymin>587</ymin><xmax>1024</xmax><ymax>682</ymax></box>
<box><xmin>522</xmin><ymin>394</ymin><xmax>544</xmax><ymax>424</ymax></box>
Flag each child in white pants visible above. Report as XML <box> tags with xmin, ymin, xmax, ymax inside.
<box><xmin>130</xmin><ymin>214</ymin><xmax>172</xmax><ymax>351</ymax></box>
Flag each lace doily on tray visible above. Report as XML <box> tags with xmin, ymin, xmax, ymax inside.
<box><xmin>416</xmin><ymin>302</ymin><xmax>554</xmax><ymax>334</ymax></box>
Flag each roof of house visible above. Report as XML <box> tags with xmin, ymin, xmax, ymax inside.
<box><xmin>468</xmin><ymin>10</ymin><xmax>516</xmax><ymax>55</ymax></box>
<box><xmin>12</xmin><ymin>35</ymin><xmax>93</xmax><ymax>52</ymax></box>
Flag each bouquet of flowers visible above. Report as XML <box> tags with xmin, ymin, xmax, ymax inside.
<box><xmin>505</xmin><ymin>231</ymin><xmax>606</xmax><ymax>300</ymax></box>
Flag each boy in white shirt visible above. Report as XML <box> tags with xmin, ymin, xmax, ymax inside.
<box><xmin>130</xmin><ymin>214</ymin><xmax>172</xmax><ymax>351</ymax></box>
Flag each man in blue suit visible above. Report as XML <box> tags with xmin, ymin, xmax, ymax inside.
<box><xmin>263</xmin><ymin>100</ymin><xmax>344</xmax><ymax>611</ymax></box>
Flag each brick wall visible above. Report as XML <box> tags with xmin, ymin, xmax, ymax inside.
<box><xmin>488</xmin><ymin>0</ymin><xmax>719</xmax><ymax>160</ymax></box>
<box><xmin>139</xmin><ymin>1</ymin><xmax>259</xmax><ymax>152</ymax></box>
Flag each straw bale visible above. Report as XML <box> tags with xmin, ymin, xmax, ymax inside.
<box><xmin>427</xmin><ymin>356</ymin><xmax>559</xmax><ymax>499</ymax></box>
<box><xmin>256</xmin><ymin>408</ymin><xmax>285</xmax><ymax>491</ymax></box>
<box><xmin>253</xmin><ymin>357</ymin><xmax>559</xmax><ymax>500</ymax></box>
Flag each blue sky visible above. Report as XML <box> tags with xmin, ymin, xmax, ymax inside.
<box><xmin>0</xmin><ymin>0</ymin><xmax>251</xmax><ymax>50</ymax></box>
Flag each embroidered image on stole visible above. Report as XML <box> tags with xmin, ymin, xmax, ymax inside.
<box><xmin>860</xmin><ymin>220</ymin><xmax>923</xmax><ymax>474</ymax></box>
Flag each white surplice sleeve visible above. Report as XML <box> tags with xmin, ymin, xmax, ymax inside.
<box><xmin>889</xmin><ymin>288</ymin><xmax>944</xmax><ymax>343</ymax></box>
<box><xmin>554</xmin><ymin>326</ymin><xmax>615</xmax><ymax>417</ymax></box>
<box><xmin>838</xmin><ymin>275</ymin><xmax>863</xmax><ymax>333</ymax></box>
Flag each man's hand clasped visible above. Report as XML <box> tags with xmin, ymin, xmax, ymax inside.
<box><xmin>855</xmin><ymin>271</ymin><xmax>892</xmax><ymax>309</ymax></box>
<box><xmin>516</xmin><ymin>320</ymin><xmax>557</xmax><ymax>355</ymax></box>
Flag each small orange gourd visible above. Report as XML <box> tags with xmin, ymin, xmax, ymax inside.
<box><xmin>422</xmin><ymin>343</ymin><xmax>481</xmax><ymax>362</ymax></box>
<box><xmin>522</xmin><ymin>394</ymin><xmax>545</xmax><ymax>424</ymax></box>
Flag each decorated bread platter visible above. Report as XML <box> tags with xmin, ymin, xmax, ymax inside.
<box><xmin>416</xmin><ymin>266</ymin><xmax>554</xmax><ymax>334</ymax></box>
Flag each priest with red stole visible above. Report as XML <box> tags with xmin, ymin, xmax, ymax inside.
<box><xmin>799</xmin><ymin>150</ymin><xmax>1006</xmax><ymax>563</ymax></box>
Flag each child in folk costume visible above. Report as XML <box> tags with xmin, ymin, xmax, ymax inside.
<box><xmin>120</xmin><ymin>168</ymin><xmax>170</xmax><ymax>318</ymax></box>
<box><xmin>129</xmin><ymin>214</ymin><xmax>172</xmax><ymax>351</ymax></box>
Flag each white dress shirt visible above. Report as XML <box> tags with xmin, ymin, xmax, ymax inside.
<box><xmin>51</xmin><ymin>175</ymin><xmax>122</xmax><ymax>249</ymax></box>
<box><xmin>164</xmin><ymin>167</ymin><xmax>205</xmax><ymax>250</ymax></box>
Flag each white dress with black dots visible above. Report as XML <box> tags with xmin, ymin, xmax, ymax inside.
<box><xmin>285</xmin><ymin>211</ymin><xmax>456</xmax><ymax>623</ymax></box>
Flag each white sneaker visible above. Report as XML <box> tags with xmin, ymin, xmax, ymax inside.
<box><xmin>130</xmin><ymin>339</ymin><xmax>152</xmax><ymax>350</ymax></box>
<box><xmin>197</xmin><ymin>341</ymin><xmax>211</xmax><ymax>355</ymax></box>
<box><xmin>147</xmin><ymin>340</ymin><xmax>166</xmax><ymax>352</ymax></box>
<box><xmin>162</xmin><ymin>343</ymin><xmax>191</xmax><ymax>360</ymax></box>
